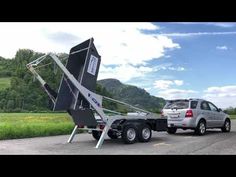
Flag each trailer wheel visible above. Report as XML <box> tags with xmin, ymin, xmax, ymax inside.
<box><xmin>108</xmin><ymin>130</ymin><xmax>119</xmax><ymax>139</ymax></box>
<box><xmin>122</xmin><ymin>124</ymin><xmax>138</xmax><ymax>144</ymax></box>
<box><xmin>138</xmin><ymin>124</ymin><xmax>152</xmax><ymax>142</ymax></box>
<box><xmin>92</xmin><ymin>130</ymin><xmax>102</xmax><ymax>140</ymax></box>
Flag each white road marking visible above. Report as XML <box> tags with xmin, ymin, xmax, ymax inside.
<box><xmin>153</xmin><ymin>142</ymin><xmax>171</xmax><ymax>146</ymax></box>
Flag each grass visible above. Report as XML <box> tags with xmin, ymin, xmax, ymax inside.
<box><xmin>0</xmin><ymin>77</ymin><xmax>11</xmax><ymax>90</ymax></box>
<box><xmin>0</xmin><ymin>112</ymin><xmax>235</xmax><ymax>140</ymax></box>
<box><xmin>230</xmin><ymin>115</ymin><xmax>236</xmax><ymax>119</ymax></box>
<box><xmin>0</xmin><ymin>113</ymin><xmax>80</xmax><ymax>140</ymax></box>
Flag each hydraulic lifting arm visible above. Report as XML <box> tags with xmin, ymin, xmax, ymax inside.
<box><xmin>26</xmin><ymin>39</ymin><xmax>161</xmax><ymax>148</ymax></box>
<box><xmin>27</xmin><ymin>53</ymin><xmax>107</xmax><ymax>120</ymax></box>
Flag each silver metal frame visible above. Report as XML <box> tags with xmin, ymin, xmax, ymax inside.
<box><xmin>26</xmin><ymin>53</ymin><xmax>159</xmax><ymax>148</ymax></box>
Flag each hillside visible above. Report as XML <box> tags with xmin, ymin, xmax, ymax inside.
<box><xmin>0</xmin><ymin>50</ymin><xmax>116</xmax><ymax>112</ymax></box>
<box><xmin>98</xmin><ymin>79</ymin><xmax>165</xmax><ymax>112</ymax></box>
<box><xmin>0</xmin><ymin>77</ymin><xmax>11</xmax><ymax>90</ymax></box>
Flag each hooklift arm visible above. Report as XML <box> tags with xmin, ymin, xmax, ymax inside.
<box><xmin>27</xmin><ymin>53</ymin><xmax>156</xmax><ymax>119</ymax></box>
<box><xmin>26</xmin><ymin>52</ymin><xmax>160</xmax><ymax>149</ymax></box>
<box><xmin>27</xmin><ymin>53</ymin><xmax>107</xmax><ymax>120</ymax></box>
<box><xmin>27</xmin><ymin>59</ymin><xmax>57</xmax><ymax>104</ymax></box>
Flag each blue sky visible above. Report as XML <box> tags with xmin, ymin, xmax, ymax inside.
<box><xmin>127</xmin><ymin>22</ymin><xmax>236</xmax><ymax>108</ymax></box>
<box><xmin>0</xmin><ymin>22</ymin><xmax>235</xmax><ymax>108</ymax></box>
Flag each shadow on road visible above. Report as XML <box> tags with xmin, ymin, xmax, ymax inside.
<box><xmin>171</xmin><ymin>130</ymin><xmax>234</xmax><ymax>136</ymax></box>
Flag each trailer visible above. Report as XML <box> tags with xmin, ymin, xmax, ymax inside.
<box><xmin>26</xmin><ymin>38</ymin><xmax>167</xmax><ymax>148</ymax></box>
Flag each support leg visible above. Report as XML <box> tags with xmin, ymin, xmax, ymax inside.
<box><xmin>95</xmin><ymin>121</ymin><xmax>112</xmax><ymax>149</ymax></box>
<box><xmin>67</xmin><ymin>125</ymin><xmax>78</xmax><ymax>143</ymax></box>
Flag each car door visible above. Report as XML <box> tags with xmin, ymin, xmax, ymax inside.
<box><xmin>208</xmin><ymin>102</ymin><xmax>224</xmax><ymax>127</ymax></box>
<box><xmin>200</xmin><ymin>101</ymin><xmax>212</xmax><ymax>127</ymax></box>
<box><xmin>208</xmin><ymin>102</ymin><xmax>220</xmax><ymax>127</ymax></box>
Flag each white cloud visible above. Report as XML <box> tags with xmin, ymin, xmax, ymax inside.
<box><xmin>144</xmin><ymin>87</ymin><xmax>152</xmax><ymax>91</ymax></box>
<box><xmin>171</xmin><ymin>22</ymin><xmax>236</xmax><ymax>28</ymax></box>
<box><xmin>98</xmin><ymin>64</ymin><xmax>153</xmax><ymax>82</ymax></box>
<box><xmin>153</xmin><ymin>79</ymin><xmax>195</xmax><ymax>100</ymax></box>
<box><xmin>168</xmin><ymin>66</ymin><xmax>185</xmax><ymax>71</ymax></box>
<box><xmin>208</xmin><ymin>23</ymin><xmax>236</xmax><ymax>28</ymax></box>
<box><xmin>0</xmin><ymin>22</ymin><xmax>180</xmax><ymax>67</ymax></box>
<box><xmin>157</xmin><ymin>89</ymin><xmax>198</xmax><ymax>100</ymax></box>
<box><xmin>216</xmin><ymin>46</ymin><xmax>228</xmax><ymax>50</ymax></box>
<box><xmin>159</xmin><ymin>31</ymin><xmax>236</xmax><ymax>37</ymax></box>
<box><xmin>152</xmin><ymin>63</ymin><xmax>172</xmax><ymax>71</ymax></box>
<box><xmin>98</xmin><ymin>62</ymin><xmax>185</xmax><ymax>83</ymax></box>
<box><xmin>174</xmin><ymin>80</ymin><xmax>184</xmax><ymax>86</ymax></box>
<box><xmin>0</xmin><ymin>22</ymin><xmax>182</xmax><ymax>85</ymax></box>
<box><xmin>203</xmin><ymin>85</ymin><xmax>236</xmax><ymax>108</ymax></box>
<box><xmin>154</xmin><ymin>80</ymin><xmax>173</xmax><ymax>89</ymax></box>
<box><xmin>204</xmin><ymin>85</ymin><xmax>236</xmax><ymax>96</ymax></box>
<box><xmin>146</xmin><ymin>63</ymin><xmax>185</xmax><ymax>72</ymax></box>
<box><xmin>154</xmin><ymin>80</ymin><xmax>184</xmax><ymax>89</ymax></box>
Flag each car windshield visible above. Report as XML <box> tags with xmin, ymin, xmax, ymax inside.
<box><xmin>164</xmin><ymin>100</ymin><xmax>189</xmax><ymax>109</ymax></box>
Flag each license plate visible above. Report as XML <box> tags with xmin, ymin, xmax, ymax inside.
<box><xmin>170</xmin><ymin>114</ymin><xmax>179</xmax><ymax>118</ymax></box>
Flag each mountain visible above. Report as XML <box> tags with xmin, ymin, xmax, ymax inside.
<box><xmin>97</xmin><ymin>79</ymin><xmax>166</xmax><ymax>113</ymax></box>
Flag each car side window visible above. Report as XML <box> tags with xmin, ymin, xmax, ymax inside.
<box><xmin>200</xmin><ymin>101</ymin><xmax>211</xmax><ymax>110</ymax></box>
<box><xmin>208</xmin><ymin>102</ymin><xmax>218</xmax><ymax>112</ymax></box>
<box><xmin>191</xmin><ymin>101</ymin><xmax>198</xmax><ymax>109</ymax></box>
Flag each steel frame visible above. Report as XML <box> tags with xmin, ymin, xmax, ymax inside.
<box><xmin>26</xmin><ymin>52</ymin><xmax>159</xmax><ymax>148</ymax></box>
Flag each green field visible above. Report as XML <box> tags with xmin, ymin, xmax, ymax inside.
<box><xmin>0</xmin><ymin>77</ymin><xmax>11</xmax><ymax>90</ymax></box>
<box><xmin>230</xmin><ymin>115</ymin><xmax>236</xmax><ymax>119</ymax></box>
<box><xmin>0</xmin><ymin>112</ymin><xmax>235</xmax><ymax>140</ymax></box>
<box><xmin>0</xmin><ymin>113</ymin><xmax>78</xmax><ymax>140</ymax></box>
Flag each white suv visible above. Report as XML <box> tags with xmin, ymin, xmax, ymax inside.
<box><xmin>162</xmin><ymin>99</ymin><xmax>231</xmax><ymax>135</ymax></box>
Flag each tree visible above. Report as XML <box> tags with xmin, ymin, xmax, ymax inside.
<box><xmin>7</xmin><ymin>100</ymin><xmax>14</xmax><ymax>110</ymax></box>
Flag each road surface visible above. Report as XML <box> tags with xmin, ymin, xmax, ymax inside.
<box><xmin>1</xmin><ymin>120</ymin><xmax>236</xmax><ymax>154</ymax></box>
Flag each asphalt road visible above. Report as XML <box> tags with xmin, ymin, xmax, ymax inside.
<box><xmin>1</xmin><ymin>120</ymin><xmax>236</xmax><ymax>155</ymax></box>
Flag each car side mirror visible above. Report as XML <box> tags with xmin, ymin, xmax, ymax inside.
<box><xmin>218</xmin><ymin>108</ymin><xmax>222</xmax><ymax>112</ymax></box>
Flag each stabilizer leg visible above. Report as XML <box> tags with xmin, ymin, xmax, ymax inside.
<box><xmin>95</xmin><ymin>120</ymin><xmax>112</xmax><ymax>149</ymax></box>
<box><xmin>67</xmin><ymin>125</ymin><xmax>78</xmax><ymax>143</ymax></box>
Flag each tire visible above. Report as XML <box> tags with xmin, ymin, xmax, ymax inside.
<box><xmin>195</xmin><ymin>120</ymin><xmax>206</xmax><ymax>135</ymax></box>
<box><xmin>167</xmin><ymin>127</ymin><xmax>177</xmax><ymax>134</ymax></box>
<box><xmin>108</xmin><ymin>130</ymin><xmax>119</xmax><ymax>139</ymax></box>
<box><xmin>138</xmin><ymin>124</ymin><xmax>152</xmax><ymax>142</ymax></box>
<box><xmin>92</xmin><ymin>130</ymin><xmax>102</xmax><ymax>140</ymax></box>
<box><xmin>221</xmin><ymin>119</ymin><xmax>231</xmax><ymax>132</ymax></box>
<box><xmin>122</xmin><ymin>124</ymin><xmax>138</xmax><ymax>144</ymax></box>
